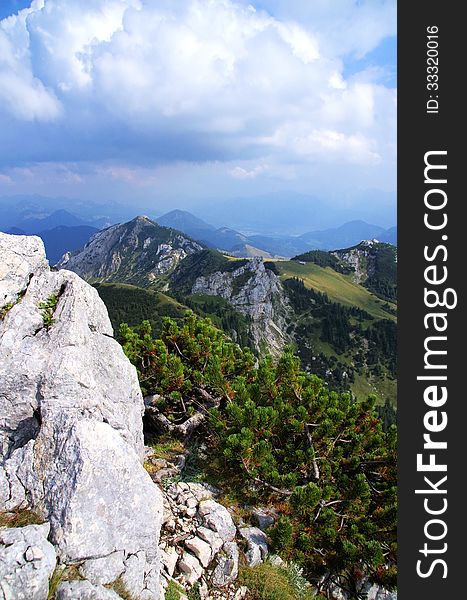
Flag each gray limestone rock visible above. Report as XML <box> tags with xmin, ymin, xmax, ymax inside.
<box><xmin>178</xmin><ymin>551</ymin><xmax>203</xmax><ymax>586</ymax></box>
<box><xmin>196</xmin><ymin>526</ymin><xmax>223</xmax><ymax>555</ymax></box>
<box><xmin>56</xmin><ymin>581</ymin><xmax>122</xmax><ymax>600</ymax></box>
<box><xmin>79</xmin><ymin>551</ymin><xmax>125</xmax><ymax>586</ymax></box>
<box><xmin>185</xmin><ymin>536</ymin><xmax>212</xmax><ymax>568</ymax></box>
<box><xmin>211</xmin><ymin>541</ymin><xmax>239</xmax><ymax>588</ymax></box>
<box><xmin>191</xmin><ymin>258</ymin><xmax>291</xmax><ymax>356</ymax></box>
<box><xmin>0</xmin><ymin>233</ymin><xmax>164</xmax><ymax>600</ymax></box>
<box><xmin>0</xmin><ymin>523</ymin><xmax>56</xmax><ymax>600</ymax></box>
<box><xmin>239</xmin><ymin>527</ymin><xmax>268</xmax><ymax>567</ymax></box>
<box><xmin>252</xmin><ymin>507</ymin><xmax>277</xmax><ymax>531</ymax></box>
<box><xmin>198</xmin><ymin>500</ymin><xmax>236</xmax><ymax>543</ymax></box>
<box><xmin>0</xmin><ymin>234</ymin><xmax>47</xmax><ymax>308</ymax></box>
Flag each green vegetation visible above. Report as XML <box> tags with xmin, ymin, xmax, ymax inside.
<box><xmin>0</xmin><ymin>302</ymin><xmax>14</xmax><ymax>320</ymax></box>
<box><xmin>239</xmin><ymin>560</ymin><xmax>315</xmax><ymax>600</ymax></box>
<box><xmin>121</xmin><ymin>314</ymin><xmax>397</xmax><ymax>594</ymax></box>
<box><xmin>165</xmin><ymin>581</ymin><xmax>189</xmax><ymax>600</ymax></box>
<box><xmin>364</xmin><ymin>244</ymin><xmax>397</xmax><ymax>302</ymax></box>
<box><xmin>94</xmin><ymin>283</ymin><xmax>188</xmax><ymax>337</ymax></box>
<box><xmin>274</xmin><ymin>260</ymin><xmax>395</xmax><ymax>321</ymax></box>
<box><xmin>283</xmin><ymin>278</ymin><xmax>397</xmax><ymax>405</ymax></box>
<box><xmin>48</xmin><ymin>565</ymin><xmax>83</xmax><ymax>599</ymax></box>
<box><xmin>39</xmin><ymin>293</ymin><xmax>59</xmax><ymax>329</ymax></box>
<box><xmin>119</xmin><ymin>313</ymin><xmax>255</xmax><ymax>400</ymax></box>
<box><xmin>292</xmin><ymin>250</ymin><xmax>352</xmax><ymax>275</ymax></box>
<box><xmin>0</xmin><ymin>508</ymin><xmax>44</xmax><ymax>528</ymax></box>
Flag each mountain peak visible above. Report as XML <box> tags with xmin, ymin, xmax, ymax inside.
<box><xmin>157</xmin><ymin>209</ymin><xmax>215</xmax><ymax>232</ymax></box>
<box><xmin>57</xmin><ymin>216</ymin><xmax>204</xmax><ymax>286</ymax></box>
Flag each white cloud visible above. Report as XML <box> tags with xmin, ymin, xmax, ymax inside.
<box><xmin>0</xmin><ymin>0</ymin><xmax>396</xmax><ymax>177</ymax></box>
<box><xmin>230</xmin><ymin>164</ymin><xmax>269</xmax><ymax>179</ymax></box>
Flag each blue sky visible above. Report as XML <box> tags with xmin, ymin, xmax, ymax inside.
<box><xmin>0</xmin><ymin>0</ymin><xmax>396</xmax><ymax>226</ymax></box>
<box><xmin>0</xmin><ymin>1</ymin><xmax>30</xmax><ymax>20</ymax></box>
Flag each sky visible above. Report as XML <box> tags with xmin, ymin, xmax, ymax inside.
<box><xmin>0</xmin><ymin>0</ymin><xmax>396</xmax><ymax>226</ymax></box>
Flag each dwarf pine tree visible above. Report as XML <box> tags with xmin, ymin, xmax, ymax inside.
<box><xmin>120</xmin><ymin>313</ymin><xmax>396</xmax><ymax>592</ymax></box>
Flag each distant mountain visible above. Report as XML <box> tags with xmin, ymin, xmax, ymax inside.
<box><xmin>299</xmin><ymin>220</ymin><xmax>386</xmax><ymax>250</ymax></box>
<box><xmin>0</xmin><ymin>194</ymin><xmax>133</xmax><ymax>231</ymax></box>
<box><xmin>156</xmin><ymin>210</ymin><xmax>251</xmax><ymax>252</ymax></box>
<box><xmin>15</xmin><ymin>209</ymin><xmax>90</xmax><ymax>234</ymax></box>
<box><xmin>196</xmin><ymin>190</ymin><xmax>396</xmax><ymax>236</ymax></box>
<box><xmin>56</xmin><ymin>215</ymin><xmax>204</xmax><ymax>287</ymax></box>
<box><xmin>156</xmin><ymin>209</ymin><xmax>215</xmax><ymax>236</ymax></box>
<box><xmin>156</xmin><ymin>209</ymin><xmax>396</xmax><ymax>256</ymax></box>
<box><xmin>378</xmin><ymin>226</ymin><xmax>397</xmax><ymax>245</ymax></box>
<box><xmin>39</xmin><ymin>225</ymin><xmax>100</xmax><ymax>265</ymax></box>
<box><xmin>5</xmin><ymin>227</ymin><xmax>26</xmax><ymax>235</ymax></box>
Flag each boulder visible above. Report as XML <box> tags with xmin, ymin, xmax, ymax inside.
<box><xmin>160</xmin><ymin>547</ymin><xmax>179</xmax><ymax>577</ymax></box>
<box><xmin>0</xmin><ymin>523</ymin><xmax>56</xmax><ymax>600</ymax></box>
<box><xmin>211</xmin><ymin>541</ymin><xmax>239</xmax><ymax>588</ymax></box>
<box><xmin>198</xmin><ymin>500</ymin><xmax>236</xmax><ymax>543</ymax></box>
<box><xmin>0</xmin><ymin>233</ymin><xmax>163</xmax><ymax>600</ymax></box>
<box><xmin>239</xmin><ymin>527</ymin><xmax>268</xmax><ymax>567</ymax></box>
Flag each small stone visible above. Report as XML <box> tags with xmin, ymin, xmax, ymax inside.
<box><xmin>178</xmin><ymin>551</ymin><xmax>203</xmax><ymax>586</ymax></box>
<box><xmin>197</xmin><ymin>526</ymin><xmax>224</xmax><ymax>555</ymax></box>
<box><xmin>186</xmin><ymin>497</ymin><xmax>198</xmax><ymax>509</ymax></box>
<box><xmin>25</xmin><ymin>545</ymin><xmax>45</xmax><ymax>562</ymax></box>
<box><xmin>268</xmin><ymin>554</ymin><xmax>284</xmax><ymax>567</ymax></box>
<box><xmin>252</xmin><ymin>507</ymin><xmax>277</xmax><ymax>531</ymax></box>
<box><xmin>185</xmin><ymin>536</ymin><xmax>212</xmax><ymax>568</ymax></box>
<box><xmin>160</xmin><ymin>547</ymin><xmax>179</xmax><ymax>577</ymax></box>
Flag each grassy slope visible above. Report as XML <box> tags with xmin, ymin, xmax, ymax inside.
<box><xmin>275</xmin><ymin>261</ymin><xmax>396</xmax><ymax>321</ymax></box>
<box><xmin>276</xmin><ymin>261</ymin><xmax>397</xmax><ymax>406</ymax></box>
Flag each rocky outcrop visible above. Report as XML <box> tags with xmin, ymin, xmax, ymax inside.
<box><xmin>0</xmin><ymin>523</ymin><xmax>56</xmax><ymax>600</ymax></box>
<box><xmin>332</xmin><ymin>240</ymin><xmax>381</xmax><ymax>284</ymax></box>
<box><xmin>0</xmin><ymin>233</ymin><xmax>163</xmax><ymax>599</ymax></box>
<box><xmin>191</xmin><ymin>258</ymin><xmax>292</xmax><ymax>356</ymax></box>
<box><xmin>56</xmin><ymin>216</ymin><xmax>203</xmax><ymax>285</ymax></box>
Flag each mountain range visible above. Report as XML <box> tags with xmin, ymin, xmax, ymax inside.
<box><xmin>0</xmin><ymin>199</ymin><xmax>397</xmax><ymax>267</ymax></box>
<box><xmin>156</xmin><ymin>209</ymin><xmax>396</xmax><ymax>257</ymax></box>
<box><xmin>56</xmin><ymin>215</ymin><xmax>397</xmax><ymax>406</ymax></box>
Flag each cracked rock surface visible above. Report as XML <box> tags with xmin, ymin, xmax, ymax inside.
<box><xmin>0</xmin><ymin>523</ymin><xmax>56</xmax><ymax>600</ymax></box>
<box><xmin>0</xmin><ymin>233</ymin><xmax>163</xmax><ymax>600</ymax></box>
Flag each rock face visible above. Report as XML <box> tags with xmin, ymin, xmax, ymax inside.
<box><xmin>0</xmin><ymin>233</ymin><xmax>163</xmax><ymax>599</ymax></box>
<box><xmin>191</xmin><ymin>258</ymin><xmax>291</xmax><ymax>355</ymax></box>
<box><xmin>0</xmin><ymin>523</ymin><xmax>56</xmax><ymax>600</ymax></box>
<box><xmin>56</xmin><ymin>215</ymin><xmax>203</xmax><ymax>285</ymax></box>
